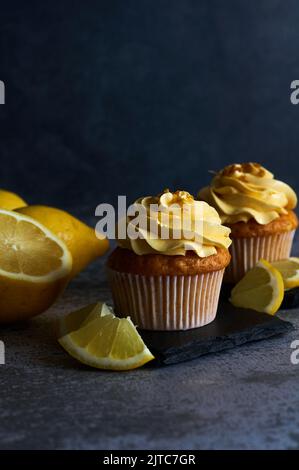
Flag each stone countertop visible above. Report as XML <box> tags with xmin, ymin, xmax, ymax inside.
<box><xmin>0</xmin><ymin>255</ymin><xmax>299</xmax><ymax>450</ymax></box>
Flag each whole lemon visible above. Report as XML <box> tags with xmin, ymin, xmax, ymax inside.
<box><xmin>16</xmin><ymin>205</ymin><xmax>109</xmax><ymax>279</ymax></box>
<box><xmin>0</xmin><ymin>189</ymin><xmax>27</xmax><ymax>210</ymax></box>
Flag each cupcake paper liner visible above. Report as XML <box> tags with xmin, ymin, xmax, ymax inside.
<box><xmin>107</xmin><ymin>268</ymin><xmax>224</xmax><ymax>331</ymax></box>
<box><xmin>225</xmin><ymin>230</ymin><xmax>295</xmax><ymax>283</ymax></box>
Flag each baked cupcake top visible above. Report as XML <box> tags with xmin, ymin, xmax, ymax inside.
<box><xmin>118</xmin><ymin>189</ymin><xmax>231</xmax><ymax>257</ymax></box>
<box><xmin>198</xmin><ymin>163</ymin><xmax>297</xmax><ymax>225</ymax></box>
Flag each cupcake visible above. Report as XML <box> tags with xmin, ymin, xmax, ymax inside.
<box><xmin>106</xmin><ymin>190</ymin><xmax>231</xmax><ymax>330</ymax></box>
<box><xmin>198</xmin><ymin>163</ymin><xmax>298</xmax><ymax>283</ymax></box>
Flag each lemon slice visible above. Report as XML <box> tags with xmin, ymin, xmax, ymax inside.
<box><xmin>230</xmin><ymin>259</ymin><xmax>284</xmax><ymax>315</ymax></box>
<box><xmin>271</xmin><ymin>258</ymin><xmax>299</xmax><ymax>289</ymax></box>
<box><xmin>58</xmin><ymin>302</ymin><xmax>154</xmax><ymax>370</ymax></box>
<box><xmin>0</xmin><ymin>209</ymin><xmax>72</xmax><ymax>323</ymax></box>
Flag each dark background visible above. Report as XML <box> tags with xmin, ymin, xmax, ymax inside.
<box><xmin>1</xmin><ymin>0</ymin><xmax>299</xmax><ymax>215</ymax></box>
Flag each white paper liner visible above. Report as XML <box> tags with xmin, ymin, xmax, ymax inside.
<box><xmin>107</xmin><ymin>268</ymin><xmax>224</xmax><ymax>331</ymax></box>
<box><xmin>225</xmin><ymin>230</ymin><xmax>295</xmax><ymax>283</ymax></box>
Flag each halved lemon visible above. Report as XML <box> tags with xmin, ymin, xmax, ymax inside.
<box><xmin>58</xmin><ymin>302</ymin><xmax>154</xmax><ymax>370</ymax></box>
<box><xmin>230</xmin><ymin>259</ymin><xmax>284</xmax><ymax>315</ymax></box>
<box><xmin>271</xmin><ymin>258</ymin><xmax>299</xmax><ymax>290</ymax></box>
<box><xmin>0</xmin><ymin>209</ymin><xmax>72</xmax><ymax>323</ymax></box>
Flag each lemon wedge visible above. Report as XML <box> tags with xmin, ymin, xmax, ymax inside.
<box><xmin>58</xmin><ymin>302</ymin><xmax>154</xmax><ymax>370</ymax></box>
<box><xmin>271</xmin><ymin>258</ymin><xmax>299</xmax><ymax>290</ymax></box>
<box><xmin>230</xmin><ymin>259</ymin><xmax>284</xmax><ymax>315</ymax></box>
<box><xmin>0</xmin><ymin>209</ymin><xmax>72</xmax><ymax>323</ymax></box>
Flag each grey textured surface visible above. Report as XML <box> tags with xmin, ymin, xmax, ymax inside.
<box><xmin>0</xmin><ymin>252</ymin><xmax>299</xmax><ymax>450</ymax></box>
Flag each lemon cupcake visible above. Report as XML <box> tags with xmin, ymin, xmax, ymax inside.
<box><xmin>198</xmin><ymin>163</ymin><xmax>298</xmax><ymax>283</ymax></box>
<box><xmin>107</xmin><ymin>190</ymin><xmax>231</xmax><ymax>330</ymax></box>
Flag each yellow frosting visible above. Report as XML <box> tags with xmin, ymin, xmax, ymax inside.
<box><xmin>118</xmin><ymin>190</ymin><xmax>231</xmax><ymax>257</ymax></box>
<box><xmin>198</xmin><ymin>163</ymin><xmax>297</xmax><ymax>225</ymax></box>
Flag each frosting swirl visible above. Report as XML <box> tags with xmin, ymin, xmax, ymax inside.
<box><xmin>198</xmin><ymin>163</ymin><xmax>297</xmax><ymax>225</ymax></box>
<box><xmin>118</xmin><ymin>190</ymin><xmax>231</xmax><ymax>257</ymax></box>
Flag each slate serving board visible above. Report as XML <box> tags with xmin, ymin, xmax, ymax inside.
<box><xmin>141</xmin><ymin>302</ymin><xmax>294</xmax><ymax>366</ymax></box>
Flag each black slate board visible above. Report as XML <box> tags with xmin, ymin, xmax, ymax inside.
<box><xmin>141</xmin><ymin>302</ymin><xmax>294</xmax><ymax>366</ymax></box>
<box><xmin>281</xmin><ymin>287</ymin><xmax>299</xmax><ymax>309</ymax></box>
<box><xmin>220</xmin><ymin>283</ymin><xmax>299</xmax><ymax>310</ymax></box>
